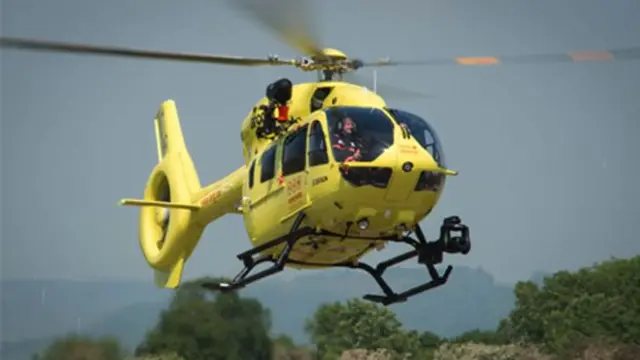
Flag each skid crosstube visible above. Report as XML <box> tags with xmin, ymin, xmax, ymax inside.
<box><xmin>201</xmin><ymin>213</ymin><xmax>471</xmax><ymax>306</ymax></box>
<box><xmin>202</xmin><ymin>212</ymin><xmax>311</xmax><ymax>292</ymax></box>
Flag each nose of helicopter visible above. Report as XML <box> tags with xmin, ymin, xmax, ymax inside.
<box><xmin>337</xmin><ymin>142</ymin><xmax>453</xmax><ymax>203</ymax></box>
<box><xmin>382</xmin><ymin>144</ymin><xmax>446</xmax><ymax>202</ymax></box>
<box><xmin>334</xmin><ymin>147</ymin><xmax>454</xmax><ymax>236</ymax></box>
<box><xmin>334</xmin><ymin>141</ymin><xmax>456</xmax><ymax>234</ymax></box>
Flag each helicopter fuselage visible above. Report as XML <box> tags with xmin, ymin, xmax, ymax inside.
<box><xmin>127</xmin><ymin>79</ymin><xmax>458</xmax><ymax>291</ymax></box>
<box><xmin>236</xmin><ymin>81</ymin><xmax>453</xmax><ymax>268</ymax></box>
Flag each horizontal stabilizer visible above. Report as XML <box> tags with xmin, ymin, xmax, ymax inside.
<box><xmin>119</xmin><ymin>198</ymin><xmax>200</xmax><ymax>211</ymax></box>
<box><xmin>435</xmin><ymin>167</ymin><xmax>458</xmax><ymax>176</ymax></box>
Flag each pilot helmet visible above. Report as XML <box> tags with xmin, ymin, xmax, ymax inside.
<box><xmin>336</xmin><ymin>115</ymin><xmax>357</xmax><ymax>133</ymax></box>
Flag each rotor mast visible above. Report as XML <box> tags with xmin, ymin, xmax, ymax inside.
<box><xmin>313</xmin><ymin>48</ymin><xmax>350</xmax><ymax>82</ymax></box>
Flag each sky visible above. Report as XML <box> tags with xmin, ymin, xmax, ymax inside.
<box><xmin>2</xmin><ymin>0</ymin><xmax>639</xmax><ymax>285</ymax></box>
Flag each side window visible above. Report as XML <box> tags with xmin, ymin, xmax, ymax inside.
<box><xmin>260</xmin><ymin>145</ymin><xmax>277</xmax><ymax>183</ymax></box>
<box><xmin>248</xmin><ymin>159</ymin><xmax>256</xmax><ymax>188</ymax></box>
<box><xmin>310</xmin><ymin>87</ymin><xmax>333</xmax><ymax>112</ymax></box>
<box><xmin>282</xmin><ymin>125</ymin><xmax>309</xmax><ymax>176</ymax></box>
<box><xmin>308</xmin><ymin>121</ymin><xmax>329</xmax><ymax>166</ymax></box>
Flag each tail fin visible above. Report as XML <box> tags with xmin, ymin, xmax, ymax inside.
<box><xmin>121</xmin><ymin>100</ymin><xmax>203</xmax><ymax>289</ymax></box>
<box><xmin>121</xmin><ymin>100</ymin><xmax>245</xmax><ymax>289</ymax></box>
<box><xmin>153</xmin><ymin>100</ymin><xmax>201</xmax><ymax>191</ymax></box>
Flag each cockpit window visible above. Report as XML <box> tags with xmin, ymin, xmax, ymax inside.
<box><xmin>387</xmin><ymin>108</ymin><xmax>445</xmax><ymax>167</ymax></box>
<box><xmin>326</xmin><ymin>106</ymin><xmax>395</xmax><ymax>163</ymax></box>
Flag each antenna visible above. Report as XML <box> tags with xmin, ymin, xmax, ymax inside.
<box><xmin>373</xmin><ymin>69</ymin><xmax>378</xmax><ymax>93</ymax></box>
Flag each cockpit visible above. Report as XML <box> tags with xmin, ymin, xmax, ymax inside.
<box><xmin>386</xmin><ymin>108</ymin><xmax>446</xmax><ymax>167</ymax></box>
<box><xmin>320</xmin><ymin>106</ymin><xmax>446</xmax><ymax>192</ymax></box>
<box><xmin>324</xmin><ymin>106</ymin><xmax>445</xmax><ymax>167</ymax></box>
<box><xmin>325</xmin><ymin>106</ymin><xmax>395</xmax><ymax>163</ymax></box>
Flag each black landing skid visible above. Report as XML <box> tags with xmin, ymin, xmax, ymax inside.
<box><xmin>202</xmin><ymin>213</ymin><xmax>471</xmax><ymax>306</ymax></box>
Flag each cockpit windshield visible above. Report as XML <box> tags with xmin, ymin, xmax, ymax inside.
<box><xmin>387</xmin><ymin>108</ymin><xmax>446</xmax><ymax>167</ymax></box>
<box><xmin>326</xmin><ymin>106</ymin><xmax>395</xmax><ymax>163</ymax></box>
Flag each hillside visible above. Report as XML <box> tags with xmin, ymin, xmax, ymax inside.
<box><xmin>1</xmin><ymin>265</ymin><xmax>515</xmax><ymax>359</ymax></box>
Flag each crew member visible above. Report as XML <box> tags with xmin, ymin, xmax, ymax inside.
<box><xmin>331</xmin><ymin>116</ymin><xmax>361</xmax><ymax>162</ymax></box>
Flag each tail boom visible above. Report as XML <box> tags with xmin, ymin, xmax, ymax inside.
<box><xmin>190</xmin><ymin>166</ymin><xmax>246</xmax><ymax>225</ymax></box>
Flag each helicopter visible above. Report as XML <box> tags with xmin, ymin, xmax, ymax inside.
<box><xmin>3</xmin><ymin>1</ymin><xmax>639</xmax><ymax>306</ymax></box>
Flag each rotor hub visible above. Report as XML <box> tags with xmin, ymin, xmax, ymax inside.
<box><xmin>296</xmin><ymin>48</ymin><xmax>359</xmax><ymax>74</ymax></box>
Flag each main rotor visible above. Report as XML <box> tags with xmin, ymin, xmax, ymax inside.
<box><xmin>0</xmin><ymin>0</ymin><xmax>389</xmax><ymax>78</ymax></box>
<box><xmin>0</xmin><ymin>38</ymin><xmax>377</xmax><ymax>76</ymax></box>
<box><xmin>1</xmin><ymin>0</ymin><xmax>639</xmax><ymax>93</ymax></box>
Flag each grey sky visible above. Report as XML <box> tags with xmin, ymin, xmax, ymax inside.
<box><xmin>2</xmin><ymin>0</ymin><xmax>639</xmax><ymax>284</ymax></box>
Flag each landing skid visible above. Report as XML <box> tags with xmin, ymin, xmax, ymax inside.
<box><xmin>201</xmin><ymin>213</ymin><xmax>471</xmax><ymax>306</ymax></box>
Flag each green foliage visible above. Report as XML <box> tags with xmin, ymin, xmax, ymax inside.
<box><xmin>272</xmin><ymin>344</ymin><xmax>314</xmax><ymax>360</ymax></box>
<box><xmin>305</xmin><ymin>298</ymin><xmax>429</xmax><ymax>359</ymax></box>
<box><xmin>417</xmin><ymin>330</ymin><xmax>442</xmax><ymax>349</ymax></box>
<box><xmin>124</xmin><ymin>353</ymin><xmax>185</xmax><ymax>360</ymax></box>
<box><xmin>271</xmin><ymin>334</ymin><xmax>315</xmax><ymax>360</ymax></box>
<box><xmin>273</xmin><ymin>334</ymin><xmax>297</xmax><ymax>350</ymax></box>
<box><xmin>135</xmin><ymin>276</ymin><xmax>273</xmax><ymax>360</ymax></box>
<box><xmin>32</xmin><ymin>334</ymin><xmax>126</xmax><ymax>360</ymax></box>
<box><xmin>450</xmin><ymin>329</ymin><xmax>508</xmax><ymax>345</ymax></box>
<box><xmin>303</xmin><ymin>256</ymin><xmax>640</xmax><ymax>359</ymax></box>
<box><xmin>502</xmin><ymin>256</ymin><xmax>640</xmax><ymax>354</ymax></box>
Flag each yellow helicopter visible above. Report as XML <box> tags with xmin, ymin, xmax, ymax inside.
<box><xmin>3</xmin><ymin>1</ymin><xmax>638</xmax><ymax>306</ymax></box>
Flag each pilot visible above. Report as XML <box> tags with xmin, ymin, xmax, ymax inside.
<box><xmin>331</xmin><ymin>116</ymin><xmax>361</xmax><ymax>162</ymax></box>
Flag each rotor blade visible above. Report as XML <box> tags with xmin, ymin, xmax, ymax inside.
<box><xmin>226</xmin><ymin>0</ymin><xmax>324</xmax><ymax>58</ymax></box>
<box><xmin>344</xmin><ymin>72</ymin><xmax>432</xmax><ymax>99</ymax></box>
<box><xmin>0</xmin><ymin>36</ymin><xmax>296</xmax><ymax>66</ymax></box>
<box><xmin>358</xmin><ymin>46</ymin><xmax>640</xmax><ymax>68</ymax></box>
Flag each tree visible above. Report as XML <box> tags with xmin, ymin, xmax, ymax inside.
<box><xmin>272</xmin><ymin>334</ymin><xmax>297</xmax><ymax>350</ymax></box>
<box><xmin>417</xmin><ymin>330</ymin><xmax>441</xmax><ymax>349</ymax></box>
<box><xmin>135</xmin><ymin>276</ymin><xmax>273</xmax><ymax>360</ymax></box>
<box><xmin>125</xmin><ymin>354</ymin><xmax>185</xmax><ymax>360</ymax></box>
<box><xmin>271</xmin><ymin>334</ymin><xmax>314</xmax><ymax>360</ymax></box>
<box><xmin>305</xmin><ymin>298</ymin><xmax>422</xmax><ymax>359</ymax></box>
<box><xmin>450</xmin><ymin>329</ymin><xmax>507</xmax><ymax>345</ymax></box>
<box><xmin>33</xmin><ymin>334</ymin><xmax>126</xmax><ymax>360</ymax></box>
<box><xmin>502</xmin><ymin>256</ymin><xmax>640</xmax><ymax>354</ymax></box>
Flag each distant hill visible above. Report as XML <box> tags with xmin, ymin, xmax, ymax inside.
<box><xmin>0</xmin><ymin>279</ymin><xmax>172</xmax><ymax>342</ymax></box>
<box><xmin>1</xmin><ymin>265</ymin><xmax>516</xmax><ymax>360</ymax></box>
